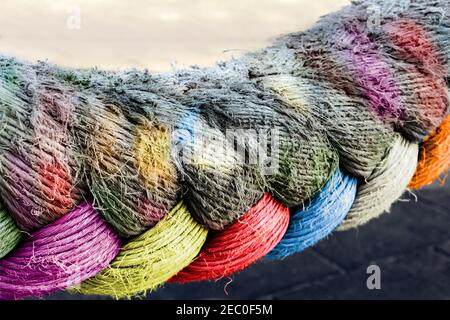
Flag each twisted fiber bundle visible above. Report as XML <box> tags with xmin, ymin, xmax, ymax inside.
<box><xmin>267</xmin><ymin>169</ymin><xmax>357</xmax><ymax>260</ymax></box>
<box><xmin>0</xmin><ymin>0</ymin><xmax>449</xmax><ymax>299</ymax></box>
<box><xmin>409</xmin><ymin>116</ymin><xmax>450</xmax><ymax>188</ymax></box>
<box><xmin>78</xmin><ymin>202</ymin><xmax>208</xmax><ymax>298</ymax></box>
<box><xmin>171</xmin><ymin>193</ymin><xmax>290</xmax><ymax>283</ymax></box>
<box><xmin>0</xmin><ymin>202</ymin><xmax>121</xmax><ymax>299</ymax></box>
<box><xmin>0</xmin><ymin>202</ymin><xmax>22</xmax><ymax>259</ymax></box>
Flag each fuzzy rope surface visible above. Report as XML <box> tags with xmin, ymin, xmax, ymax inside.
<box><xmin>0</xmin><ymin>0</ymin><xmax>449</xmax><ymax>299</ymax></box>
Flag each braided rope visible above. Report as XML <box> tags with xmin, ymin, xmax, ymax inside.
<box><xmin>0</xmin><ymin>0</ymin><xmax>449</xmax><ymax>299</ymax></box>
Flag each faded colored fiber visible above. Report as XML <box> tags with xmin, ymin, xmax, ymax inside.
<box><xmin>338</xmin><ymin>135</ymin><xmax>419</xmax><ymax>230</ymax></box>
<box><xmin>77</xmin><ymin>202</ymin><xmax>208</xmax><ymax>298</ymax></box>
<box><xmin>0</xmin><ymin>201</ymin><xmax>121</xmax><ymax>299</ymax></box>
<box><xmin>267</xmin><ymin>169</ymin><xmax>357</xmax><ymax>260</ymax></box>
<box><xmin>409</xmin><ymin>115</ymin><xmax>450</xmax><ymax>189</ymax></box>
<box><xmin>0</xmin><ymin>202</ymin><xmax>22</xmax><ymax>259</ymax></box>
<box><xmin>171</xmin><ymin>193</ymin><xmax>289</xmax><ymax>282</ymax></box>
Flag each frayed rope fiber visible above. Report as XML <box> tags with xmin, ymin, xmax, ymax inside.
<box><xmin>267</xmin><ymin>169</ymin><xmax>357</xmax><ymax>260</ymax></box>
<box><xmin>409</xmin><ymin>116</ymin><xmax>450</xmax><ymax>189</ymax></box>
<box><xmin>0</xmin><ymin>201</ymin><xmax>121</xmax><ymax>299</ymax></box>
<box><xmin>171</xmin><ymin>193</ymin><xmax>289</xmax><ymax>283</ymax></box>
<box><xmin>76</xmin><ymin>202</ymin><xmax>208</xmax><ymax>298</ymax></box>
<box><xmin>0</xmin><ymin>0</ymin><xmax>449</xmax><ymax>299</ymax></box>
<box><xmin>0</xmin><ymin>202</ymin><xmax>22</xmax><ymax>259</ymax></box>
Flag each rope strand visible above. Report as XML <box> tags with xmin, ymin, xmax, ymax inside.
<box><xmin>0</xmin><ymin>0</ymin><xmax>449</xmax><ymax>299</ymax></box>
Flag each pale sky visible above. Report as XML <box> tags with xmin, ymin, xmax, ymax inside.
<box><xmin>0</xmin><ymin>0</ymin><xmax>349</xmax><ymax>72</ymax></box>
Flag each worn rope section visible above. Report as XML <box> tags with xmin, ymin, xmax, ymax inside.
<box><xmin>0</xmin><ymin>0</ymin><xmax>449</xmax><ymax>299</ymax></box>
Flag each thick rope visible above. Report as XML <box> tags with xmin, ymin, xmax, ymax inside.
<box><xmin>0</xmin><ymin>0</ymin><xmax>449</xmax><ymax>299</ymax></box>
